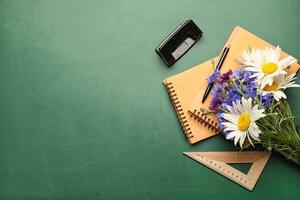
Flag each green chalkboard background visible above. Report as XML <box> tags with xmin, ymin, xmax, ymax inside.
<box><xmin>0</xmin><ymin>0</ymin><xmax>300</xmax><ymax>199</ymax></box>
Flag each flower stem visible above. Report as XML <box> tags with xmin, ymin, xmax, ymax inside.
<box><xmin>257</xmin><ymin>100</ymin><xmax>300</xmax><ymax>166</ymax></box>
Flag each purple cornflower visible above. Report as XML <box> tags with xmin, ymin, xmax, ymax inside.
<box><xmin>209</xmin><ymin>83</ymin><xmax>224</xmax><ymax>111</ymax></box>
<box><xmin>209</xmin><ymin>97</ymin><xmax>222</xmax><ymax>111</ymax></box>
<box><xmin>219</xmin><ymin>69</ymin><xmax>233</xmax><ymax>83</ymax></box>
<box><xmin>207</xmin><ymin>70</ymin><xmax>221</xmax><ymax>84</ymax></box>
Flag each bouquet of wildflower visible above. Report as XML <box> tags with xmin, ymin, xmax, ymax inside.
<box><xmin>207</xmin><ymin>46</ymin><xmax>300</xmax><ymax>166</ymax></box>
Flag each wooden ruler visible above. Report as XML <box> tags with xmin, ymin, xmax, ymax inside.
<box><xmin>183</xmin><ymin>151</ymin><xmax>271</xmax><ymax>191</ymax></box>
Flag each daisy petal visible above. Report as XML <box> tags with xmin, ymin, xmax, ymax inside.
<box><xmin>239</xmin><ymin>133</ymin><xmax>246</xmax><ymax>148</ymax></box>
<box><xmin>226</xmin><ymin>131</ymin><xmax>238</xmax><ymax>140</ymax></box>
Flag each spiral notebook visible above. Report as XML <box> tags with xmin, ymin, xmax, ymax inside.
<box><xmin>189</xmin><ymin>26</ymin><xmax>300</xmax><ymax>125</ymax></box>
<box><xmin>163</xmin><ymin>58</ymin><xmax>220</xmax><ymax>144</ymax></box>
<box><xmin>163</xmin><ymin>26</ymin><xmax>299</xmax><ymax>144</ymax></box>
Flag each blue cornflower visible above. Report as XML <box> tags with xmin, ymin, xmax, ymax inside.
<box><xmin>261</xmin><ymin>93</ymin><xmax>274</xmax><ymax>109</ymax></box>
<box><xmin>232</xmin><ymin>67</ymin><xmax>257</xmax><ymax>99</ymax></box>
<box><xmin>217</xmin><ymin>104</ymin><xmax>231</xmax><ymax>136</ymax></box>
<box><xmin>217</xmin><ymin>111</ymin><xmax>225</xmax><ymax>128</ymax></box>
<box><xmin>233</xmin><ymin>67</ymin><xmax>244</xmax><ymax>77</ymax></box>
<box><xmin>219</xmin><ymin>70</ymin><xmax>233</xmax><ymax>83</ymax></box>
<box><xmin>227</xmin><ymin>86</ymin><xmax>242</xmax><ymax>104</ymax></box>
<box><xmin>211</xmin><ymin>82</ymin><xmax>224</xmax><ymax>97</ymax></box>
<box><xmin>244</xmin><ymin>70</ymin><xmax>255</xmax><ymax>81</ymax></box>
<box><xmin>245</xmin><ymin>81</ymin><xmax>257</xmax><ymax>99</ymax></box>
<box><xmin>233</xmin><ymin>67</ymin><xmax>255</xmax><ymax>81</ymax></box>
<box><xmin>207</xmin><ymin>70</ymin><xmax>221</xmax><ymax>84</ymax></box>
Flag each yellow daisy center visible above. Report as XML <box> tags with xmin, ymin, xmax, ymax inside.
<box><xmin>262</xmin><ymin>62</ymin><xmax>278</xmax><ymax>74</ymax></box>
<box><xmin>263</xmin><ymin>82</ymin><xmax>278</xmax><ymax>91</ymax></box>
<box><xmin>238</xmin><ymin>113</ymin><xmax>251</xmax><ymax>132</ymax></box>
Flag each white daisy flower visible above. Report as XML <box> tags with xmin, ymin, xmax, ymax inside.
<box><xmin>240</xmin><ymin>46</ymin><xmax>297</xmax><ymax>88</ymax></box>
<box><xmin>221</xmin><ymin>97</ymin><xmax>265</xmax><ymax>148</ymax></box>
<box><xmin>259</xmin><ymin>73</ymin><xmax>300</xmax><ymax>101</ymax></box>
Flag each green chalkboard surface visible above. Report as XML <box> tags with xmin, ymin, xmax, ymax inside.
<box><xmin>0</xmin><ymin>0</ymin><xmax>299</xmax><ymax>199</ymax></box>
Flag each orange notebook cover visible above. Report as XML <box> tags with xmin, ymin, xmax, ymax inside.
<box><xmin>189</xmin><ymin>26</ymin><xmax>300</xmax><ymax>129</ymax></box>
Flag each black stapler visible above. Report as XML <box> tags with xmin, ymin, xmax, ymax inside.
<box><xmin>155</xmin><ymin>19</ymin><xmax>203</xmax><ymax>67</ymax></box>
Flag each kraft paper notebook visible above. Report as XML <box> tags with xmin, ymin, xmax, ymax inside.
<box><xmin>163</xmin><ymin>59</ymin><xmax>220</xmax><ymax>144</ymax></box>
<box><xmin>163</xmin><ymin>26</ymin><xmax>299</xmax><ymax>144</ymax></box>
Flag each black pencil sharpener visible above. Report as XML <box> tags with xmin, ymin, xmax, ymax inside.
<box><xmin>155</xmin><ymin>19</ymin><xmax>203</xmax><ymax>67</ymax></box>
